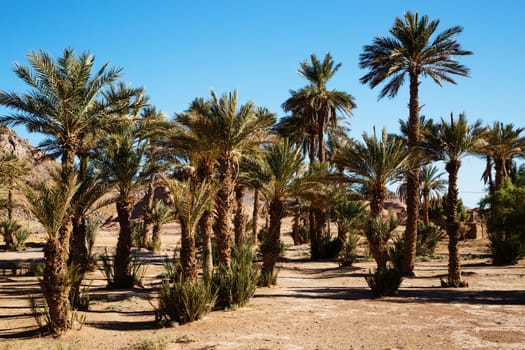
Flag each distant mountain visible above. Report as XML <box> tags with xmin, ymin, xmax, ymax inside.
<box><xmin>0</xmin><ymin>126</ymin><xmax>57</xmax><ymax>181</ymax></box>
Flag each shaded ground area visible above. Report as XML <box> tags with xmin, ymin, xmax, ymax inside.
<box><xmin>1</xmin><ymin>232</ymin><xmax>524</xmax><ymax>349</ymax></box>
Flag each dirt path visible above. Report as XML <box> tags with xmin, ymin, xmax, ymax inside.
<box><xmin>1</xmin><ymin>241</ymin><xmax>524</xmax><ymax>350</ymax></box>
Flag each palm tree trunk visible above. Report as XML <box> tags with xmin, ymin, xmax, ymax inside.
<box><xmin>151</xmin><ymin>222</ymin><xmax>161</xmax><ymax>253</ymax></box>
<box><xmin>180</xmin><ymin>221</ymin><xmax>196</xmax><ymax>280</ymax></box>
<box><xmin>252</xmin><ymin>188</ymin><xmax>260</xmax><ymax>248</ymax></box>
<box><xmin>69</xmin><ymin>214</ymin><xmax>88</xmax><ymax>309</ymax></box>
<box><xmin>198</xmin><ymin>211</ymin><xmax>213</xmax><ymax>278</ymax></box>
<box><xmin>215</xmin><ymin>158</ymin><xmax>234</xmax><ymax>269</ymax></box>
<box><xmin>7</xmin><ymin>187</ymin><xmax>13</xmax><ymax>220</ymax></box>
<box><xmin>41</xmin><ymin>229</ymin><xmax>72</xmax><ymax>334</ymax></box>
<box><xmin>446</xmin><ymin>160</ymin><xmax>463</xmax><ymax>286</ymax></box>
<box><xmin>113</xmin><ymin>196</ymin><xmax>134</xmax><ymax>288</ymax></box>
<box><xmin>494</xmin><ymin>157</ymin><xmax>506</xmax><ymax>191</ymax></box>
<box><xmin>292</xmin><ymin>207</ymin><xmax>301</xmax><ymax>245</ymax></box>
<box><xmin>234</xmin><ymin>186</ymin><xmax>247</xmax><ymax>246</ymax></box>
<box><xmin>141</xmin><ymin>175</ymin><xmax>155</xmax><ymax>249</ymax></box>
<box><xmin>262</xmin><ymin>198</ymin><xmax>283</xmax><ymax>280</ymax></box>
<box><xmin>401</xmin><ymin>71</ymin><xmax>421</xmax><ymax>276</ymax></box>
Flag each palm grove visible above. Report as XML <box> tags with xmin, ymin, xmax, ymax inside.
<box><xmin>0</xmin><ymin>12</ymin><xmax>524</xmax><ymax>334</ymax></box>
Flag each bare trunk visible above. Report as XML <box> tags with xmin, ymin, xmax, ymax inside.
<box><xmin>446</xmin><ymin>160</ymin><xmax>463</xmax><ymax>286</ymax></box>
<box><xmin>113</xmin><ymin>195</ymin><xmax>134</xmax><ymax>288</ymax></box>
<box><xmin>262</xmin><ymin>198</ymin><xmax>283</xmax><ymax>281</ymax></box>
<box><xmin>401</xmin><ymin>71</ymin><xmax>421</xmax><ymax>276</ymax></box>
<box><xmin>252</xmin><ymin>189</ymin><xmax>260</xmax><ymax>248</ymax></box>
<box><xmin>69</xmin><ymin>214</ymin><xmax>88</xmax><ymax>309</ymax></box>
<box><xmin>151</xmin><ymin>222</ymin><xmax>161</xmax><ymax>253</ymax></box>
<box><xmin>198</xmin><ymin>211</ymin><xmax>213</xmax><ymax>278</ymax></box>
<box><xmin>292</xmin><ymin>208</ymin><xmax>301</xmax><ymax>245</ymax></box>
<box><xmin>7</xmin><ymin>187</ymin><xmax>13</xmax><ymax>220</ymax></box>
<box><xmin>234</xmin><ymin>186</ymin><xmax>247</xmax><ymax>246</ymax></box>
<box><xmin>196</xmin><ymin>162</ymin><xmax>214</xmax><ymax>278</ymax></box>
<box><xmin>141</xmin><ymin>175</ymin><xmax>155</xmax><ymax>249</ymax></box>
<box><xmin>215</xmin><ymin>158</ymin><xmax>234</xmax><ymax>269</ymax></box>
<box><xmin>494</xmin><ymin>157</ymin><xmax>506</xmax><ymax>191</ymax></box>
<box><xmin>180</xmin><ymin>221</ymin><xmax>196</xmax><ymax>280</ymax></box>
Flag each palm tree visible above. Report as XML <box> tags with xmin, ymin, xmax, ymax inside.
<box><xmin>282</xmin><ymin>54</ymin><xmax>355</xmax><ymax>259</ymax></box>
<box><xmin>137</xmin><ymin>107</ymin><xmax>172</xmax><ymax>249</ymax></box>
<box><xmin>478</xmin><ymin>122</ymin><xmax>525</xmax><ymax>192</ymax></box>
<box><xmin>0</xmin><ymin>49</ymin><xmax>142</xmax><ymax>333</ymax></box>
<box><xmin>24</xmin><ymin>175</ymin><xmax>77</xmax><ymax>333</ymax></box>
<box><xmin>171</xmin><ymin>98</ymin><xmax>218</xmax><ymax>277</ymax></box>
<box><xmin>419</xmin><ymin>165</ymin><xmax>447</xmax><ymax>225</ymax></box>
<box><xmin>334</xmin><ymin>128</ymin><xmax>409</xmax><ymax>270</ymax></box>
<box><xmin>69</xmin><ymin>164</ymin><xmax>110</xmax><ymax>307</ymax></box>
<box><xmin>98</xmin><ymin>122</ymin><xmax>148</xmax><ymax>288</ymax></box>
<box><xmin>149</xmin><ymin>199</ymin><xmax>173</xmax><ymax>252</ymax></box>
<box><xmin>260</xmin><ymin>140</ymin><xmax>324</xmax><ymax>282</ymax></box>
<box><xmin>360</xmin><ymin>12</ymin><xmax>472</xmax><ymax>275</ymax></box>
<box><xmin>426</xmin><ymin>113</ymin><xmax>484</xmax><ymax>287</ymax></box>
<box><xmin>164</xmin><ymin>178</ymin><xmax>212</xmax><ymax>280</ymax></box>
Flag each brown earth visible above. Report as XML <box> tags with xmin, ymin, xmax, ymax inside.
<box><xmin>1</xmin><ymin>223</ymin><xmax>524</xmax><ymax>350</ymax></box>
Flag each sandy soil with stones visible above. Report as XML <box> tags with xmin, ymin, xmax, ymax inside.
<box><xmin>1</xmin><ymin>222</ymin><xmax>524</xmax><ymax>350</ymax></box>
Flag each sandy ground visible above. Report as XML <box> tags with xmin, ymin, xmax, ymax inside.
<box><xmin>1</xmin><ymin>223</ymin><xmax>524</xmax><ymax>350</ymax></box>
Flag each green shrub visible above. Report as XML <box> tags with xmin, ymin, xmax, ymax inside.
<box><xmin>131</xmin><ymin>221</ymin><xmax>144</xmax><ymax>248</ymax></box>
<box><xmin>132</xmin><ymin>337</ymin><xmax>168</xmax><ymax>350</ymax></box>
<box><xmin>0</xmin><ymin>219</ymin><xmax>29</xmax><ymax>251</ymax></box>
<box><xmin>338</xmin><ymin>233</ymin><xmax>359</xmax><ymax>267</ymax></box>
<box><xmin>100</xmin><ymin>251</ymin><xmax>147</xmax><ymax>288</ymax></box>
<box><xmin>417</xmin><ymin>221</ymin><xmax>445</xmax><ymax>256</ymax></box>
<box><xmin>212</xmin><ymin>245</ymin><xmax>259</xmax><ymax>309</ymax></box>
<box><xmin>157</xmin><ymin>273</ymin><xmax>215</xmax><ymax>325</ymax></box>
<box><xmin>26</xmin><ymin>261</ymin><xmax>44</xmax><ymax>276</ymax></box>
<box><xmin>481</xmin><ymin>180</ymin><xmax>525</xmax><ymax>265</ymax></box>
<box><xmin>389</xmin><ymin>236</ymin><xmax>404</xmax><ymax>271</ymax></box>
<box><xmin>325</xmin><ymin>237</ymin><xmax>343</xmax><ymax>259</ymax></box>
<box><xmin>258</xmin><ymin>267</ymin><xmax>279</xmax><ymax>287</ymax></box>
<box><xmin>364</xmin><ymin>268</ymin><xmax>403</xmax><ymax>298</ymax></box>
<box><xmin>488</xmin><ymin>234</ymin><xmax>523</xmax><ymax>265</ymax></box>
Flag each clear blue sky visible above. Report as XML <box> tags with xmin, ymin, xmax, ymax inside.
<box><xmin>2</xmin><ymin>1</ymin><xmax>524</xmax><ymax>207</ymax></box>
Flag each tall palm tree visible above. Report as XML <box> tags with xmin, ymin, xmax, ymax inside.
<box><xmin>0</xmin><ymin>49</ymin><xmax>142</xmax><ymax>333</ymax></box>
<box><xmin>69</xmin><ymin>163</ymin><xmax>110</xmax><ymax>308</ymax></box>
<box><xmin>282</xmin><ymin>54</ymin><xmax>355</xmax><ymax>259</ymax></box>
<box><xmin>164</xmin><ymin>178</ymin><xmax>212</xmax><ymax>280</ymax></box>
<box><xmin>260</xmin><ymin>140</ymin><xmax>324</xmax><ymax>282</ymax></box>
<box><xmin>137</xmin><ymin>107</ymin><xmax>172</xmax><ymax>249</ymax></box>
<box><xmin>419</xmin><ymin>165</ymin><xmax>447</xmax><ymax>225</ymax></box>
<box><xmin>98</xmin><ymin>122</ymin><xmax>148</xmax><ymax>288</ymax></box>
<box><xmin>360</xmin><ymin>12</ymin><xmax>472</xmax><ymax>275</ymax></box>
<box><xmin>334</xmin><ymin>128</ymin><xmax>409</xmax><ymax>270</ymax></box>
<box><xmin>172</xmin><ymin>98</ymin><xmax>218</xmax><ymax>277</ymax></box>
<box><xmin>426</xmin><ymin>113</ymin><xmax>484</xmax><ymax>287</ymax></box>
<box><xmin>478</xmin><ymin>122</ymin><xmax>525</xmax><ymax>193</ymax></box>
